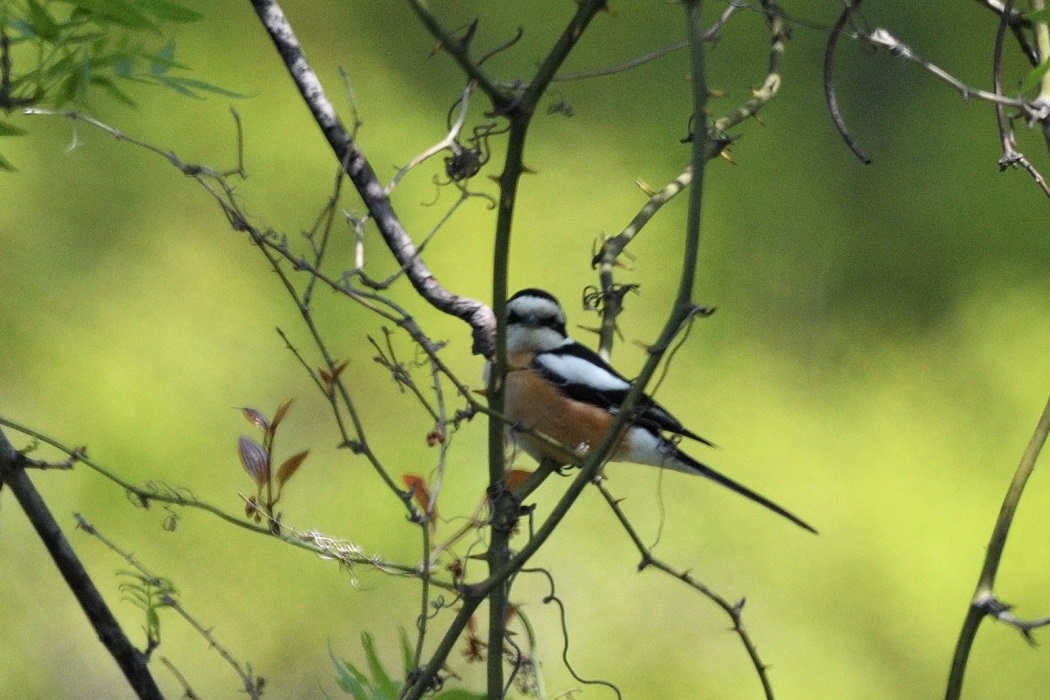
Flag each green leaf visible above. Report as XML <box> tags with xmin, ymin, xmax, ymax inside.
<box><xmin>153</xmin><ymin>74</ymin><xmax>203</xmax><ymax>99</ymax></box>
<box><xmin>91</xmin><ymin>75</ymin><xmax>138</xmax><ymax>107</ymax></box>
<box><xmin>0</xmin><ymin>121</ymin><xmax>27</xmax><ymax>137</ymax></box>
<box><xmin>361</xmin><ymin>632</ymin><xmax>398</xmax><ymax>699</ymax></box>
<box><xmin>53</xmin><ymin>0</ymin><xmax>158</xmax><ymax>30</ymax></box>
<box><xmin>158</xmin><ymin>75</ymin><xmax>247</xmax><ymax>99</ymax></box>
<box><xmin>398</xmin><ymin>627</ymin><xmax>413</xmax><ymax>678</ymax></box>
<box><xmin>26</xmin><ymin>0</ymin><xmax>61</xmax><ymax>43</ymax></box>
<box><xmin>0</xmin><ymin>153</ymin><xmax>17</xmax><ymax>172</ymax></box>
<box><xmin>1026</xmin><ymin>8</ymin><xmax>1050</xmax><ymax>21</ymax></box>
<box><xmin>148</xmin><ymin>39</ymin><xmax>177</xmax><ymax>76</ymax></box>
<box><xmin>134</xmin><ymin>0</ymin><xmax>204</xmax><ymax>23</ymax></box>
<box><xmin>329</xmin><ymin>643</ymin><xmax>372</xmax><ymax>697</ymax></box>
<box><xmin>1021</xmin><ymin>58</ymin><xmax>1050</xmax><ymax>95</ymax></box>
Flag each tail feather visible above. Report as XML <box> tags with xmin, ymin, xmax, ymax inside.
<box><xmin>676</xmin><ymin>450</ymin><xmax>817</xmax><ymax>534</ymax></box>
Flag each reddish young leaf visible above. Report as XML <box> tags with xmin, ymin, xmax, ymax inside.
<box><xmin>237</xmin><ymin>435</ymin><xmax>269</xmax><ymax>486</ymax></box>
<box><xmin>401</xmin><ymin>474</ymin><xmax>435</xmax><ymax>516</ymax></box>
<box><xmin>426</xmin><ymin>428</ymin><xmax>446</xmax><ymax>447</ymax></box>
<box><xmin>241</xmin><ymin>407</ymin><xmax>270</xmax><ymax>432</ymax></box>
<box><xmin>270</xmin><ymin>398</ymin><xmax>294</xmax><ymax>433</ymax></box>
<box><xmin>504</xmin><ymin>469</ymin><xmax>533</xmax><ymax>491</ymax></box>
<box><xmin>320</xmin><ymin>361</ymin><xmax>348</xmax><ymax>393</ymax></box>
<box><xmin>276</xmin><ymin>449</ymin><xmax>309</xmax><ymax>487</ymax></box>
<box><xmin>330</xmin><ymin>360</ymin><xmax>348</xmax><ymax>381</ymax></box>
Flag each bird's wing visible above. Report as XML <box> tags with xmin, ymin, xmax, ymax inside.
<box><xmin>532</xmin><ymin>342</ymin><xmax>715</xmax><ymax>447</ymax></box>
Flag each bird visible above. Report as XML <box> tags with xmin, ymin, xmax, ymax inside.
<box><xmin>495</xmin><ymin>288</ymin><xmax>816</xmax><ymax>534</ymax></box>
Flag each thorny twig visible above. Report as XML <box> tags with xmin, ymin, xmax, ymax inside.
<box><xmin>74</xmin><ymin>514</ymin><xmax>263</xmax><ymax>699</ymax></box>
<box><xmin>594</xmin><ymin>479</ymin><xmax>776</xmax><ymax>700</ymax></box>
<box><xmin>992</xmin><ymin>0</ymin><xmax>1050</xmax><ymax>198</ymax></box>
<box><xmin>827</xmin><ymin>0</ymin><xmax>1050</xmax><ymax>196</ymax></box>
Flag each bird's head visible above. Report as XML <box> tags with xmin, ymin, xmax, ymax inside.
<box><xmin>505</xmin><ymin>288</ymin><xmax>569</xmax><ymax>354</ymax></box>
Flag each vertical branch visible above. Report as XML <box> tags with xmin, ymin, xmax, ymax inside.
<box><xmin>679</xmin><ymin>0</ymin><xmax>709</xmax><ymax>308</ymax></box>
<box><xmin>945</xmin><ymin>393</ymin><xmax>1050</xmax><ymax>699</ymax></box>
<box><xmin>484</xmin><ymin>3</ymin><xmax>610</xmax><ymax>695</ymax></box>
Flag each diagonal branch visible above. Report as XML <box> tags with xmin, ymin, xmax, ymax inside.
<box><xmin>0</xmin><ymin>429</ymin><xmax>164</xmax><ymax>700</ymax></box>
<box><xmin>247</xmin><ymin>0</ymin><xmax>496</xmax><ymax>356</ymax></box>
<box><xmin>594</xmin><ymin>480</ymin><xmax>775</xmax><ymax>699</ymax></box>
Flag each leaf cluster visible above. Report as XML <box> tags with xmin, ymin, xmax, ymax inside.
<box><xmin>331</xmin><ymin>630</ymin><xmax>484</xmax><ymax>700</ymax></box>
<box><xmin>237</xmin><ymin>399</ymin><xmax>310</xmax><ymax>532</ymax></box>
<box><xmin>0</xmin><ymin>0</ymin><xmax>239</xmax><ymax>170</ymax></box>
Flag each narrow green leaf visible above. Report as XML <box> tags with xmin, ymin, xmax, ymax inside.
<box><xmin>153</xmin><ymin>74</ymin><xmax>202</xmax><ymax>99</ymax></box>
<box><xmin>159</xmin><ymin>75</ymin><xmax>248</xmax><ymax>99</ymax></box>
<box><xmin>53</xmin><ymin>0</ymin><xmax>158</xmax><ymax>30</ymax></box>
<box><xmin>134</xmin><ymin>0</ymin><xmax>204</xmax><ymax>23</ymax></box>
<box><xmin>398</xmin><ymin>627</ymin><xmax>413</xmax><ymax>678</ymax></box>
<box><xmin>91</xmin><ymin>75</ymin><xmax>138</xmax><ymax>107</ymax></box>
<box><xmin>0</xmin><ymin>153</ymin><xmax>18</xmax><ymax>172</ymax></box>
<box><xmin>1026</xmin><ymin>8</ymin><xmax>1050</xmax><ymax>21</ymax></box>
<box><xmin>1020</xmin><ymin>58</ymin><xmax>1050</xmax><ymax>95</ymax></box>
<box><xmin>26</xmin><ymin>0</ymin><xmax>61</xmax><ymax>42</ymax></box>
<box><xmin>329</xmin><ymin>643</ymin><xmax>373</xmax><ymax>697</ymax></box>
<box><xmin>361</xmin><ymin>632</ymin><xmax>397</xmax><ymax>698</ymax></box>
<box><xmin>149</xmin><ymin>39</ymin><xmax>177</xmax><ymax>76</ymax></box>
<box><xmin>0</xmin><ymin>122</ymin><xmax>27</xmax><ymax>137</ymax></box>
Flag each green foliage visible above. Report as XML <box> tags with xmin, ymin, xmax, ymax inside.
<box><xmin>117</xmin><ymin>569</ymin><xmax>176</xmax><ymax>649</ymax></box>
<box><xmin>0</xmin><ymin>0</ymin><xmax>240</xmax><ymax>168</ymax></box>
<box><xmin>330</xmin><ymin>630</ymin><xmax>485</xmax><ymax>700</ymax></box>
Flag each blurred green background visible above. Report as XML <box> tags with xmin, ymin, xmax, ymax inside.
<box><xmin>4</xmin><ymin>1</ymin><xmax>1050</xmax><ymax>698</ymax></box>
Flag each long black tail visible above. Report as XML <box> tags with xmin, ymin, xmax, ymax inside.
<box><xmin>678</xmin><ymin>451</ymin><xmax>817</xmax><ymax>534</ymax></box>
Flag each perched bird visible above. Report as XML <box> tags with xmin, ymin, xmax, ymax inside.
<box><xmin>497</xmin><ymin>288</ymin><xmax>816</xmax><ymax>533</ymax></box>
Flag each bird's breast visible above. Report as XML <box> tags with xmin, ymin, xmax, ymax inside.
<box><xmin>503</xmin><ymin>352</ymin><xmax>624</xmax><ymax>465</ymax></box>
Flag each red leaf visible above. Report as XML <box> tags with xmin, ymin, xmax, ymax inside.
<box><xmin>238</xmin><ymin>436</ymin><xmax>269</xmax><ymax>486</ymax></box>
<box><xmin>320</xmin><ymin>361</ymin><xmax>348</xmax><ymax>393</ymax></box>
<box><xmin>276</xmin><ymin>449</ymin><xmax>309</xmax><ymax>487</ymax></box>
<box><xmin>330</xmin><ymin>360</ymin><xmax>348</xmax><ymax>381</ymax></box>
<box><xmin>271</xmin><ymin>398</ymin><xmax>294</xmax><ymax>433</ymax></box>
<box><xmin>401</xmin><ymin>474</ymin><xmax>435</xmax><ymax>516</ymax></box>
<box><xmin>241</xmin><ymin>407</ymin><xmax>269</xmax><ymax>432</ymax></box>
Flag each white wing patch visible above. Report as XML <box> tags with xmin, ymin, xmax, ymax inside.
<box><xmin>534</xmin><ymin>350</ymin><xmax>630</xmax><ymax>392</ymax></box>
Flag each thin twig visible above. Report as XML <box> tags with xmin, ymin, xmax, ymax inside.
<box><xmin>385</xmin><ymin>81</ymin><xmax>477</xmax><ymax>195</ymax></box>
<box><xmin>946</xmin><ymin>393</ymin><xmax>1050</xmax><ymax>699</ymax></box>
<box><xmin>0</xmin><ymin>428</ymin><xmax>164</xmax><ymax>700</ymax></box>
<box><xmin>594</xmin><ymin>480</ymin><xmax>775</xmax><ymax>699</ymax></box>
<box><xmin>74</xmin><ymin>514</ymin><xmax>263</xmax><ymax>699</ymax></box>
<box><xmin>991</xmin><ymin>0</ymin><xmax>1050</xmax><ymax>198</ymax></box>
<box><xmin>247</xmin><ymin>0</ymin><xmax>496</xmax><ymax>356</ymax></box>
<box><xmin>972</xmin><ymin>0</ymin><xmax>1039</xmax><ymax>65</ymax></box>
<box><xmin>0</xmin><ymin>417</ymin><xmax>454</xmax><ymax>588</ymax></box>
<box><xmin>824</xmin><ymin>0</ymin><xmax>872</xmax><ymax>164</ymax></box>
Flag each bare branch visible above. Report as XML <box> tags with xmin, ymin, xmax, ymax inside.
<box><xmin>247</xmin><ymin>0</ymin><xmax>496</xmax><ymax>355</ymax></box>
<box><xmin>824</xmin><ymin>0</ymin><xmax>872</xmax><ymax>164</ymax></box>
<box><xmin>385</xmin><ymin>81</ymin><xmax>477</xmax><ymax>195</ymax></box>
<box><xmin>0</xmin><ymin>429</ymin><xmax>163</xmax><ymax>700</ymax></box>
<box><xmin>991</xmin><ymin>0</ymin><xmax>1050</xmax><ymax>198</ymax></box>
<box><xmin>594</xmin><ymin>480</ymin><xmax>776</xmax><ymax>699</ymax></box>
<box><xmin>74</xmin><ymin>514</ymin><xmax>263</xmax><ymax>699</ymax></box>
<box><xmin>947</xmin><ymin>392</ymin><xmax>1050</xmax><ymax>698</ymax></box>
